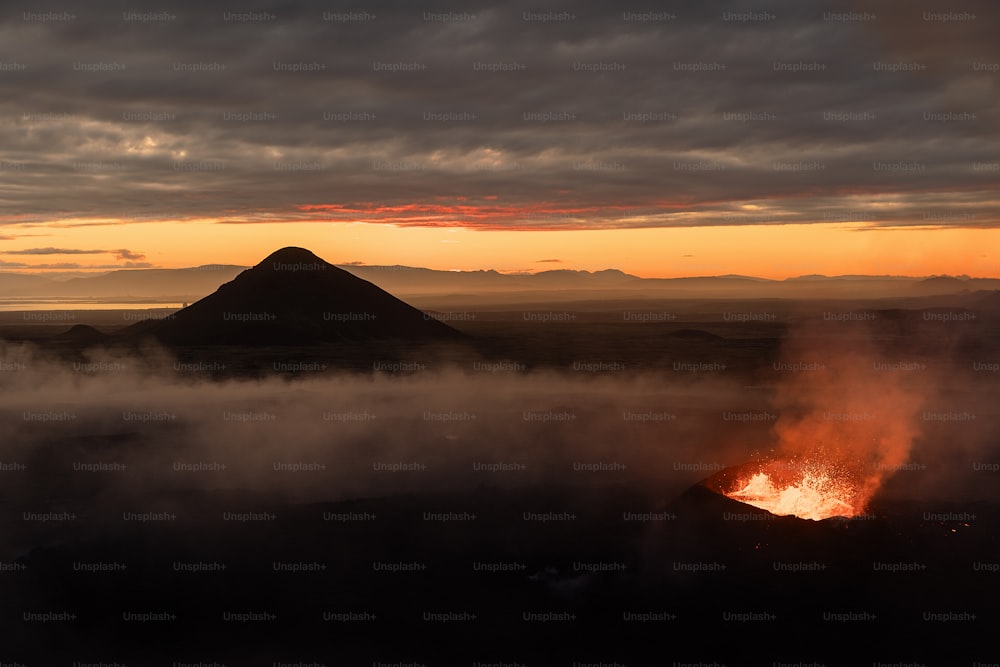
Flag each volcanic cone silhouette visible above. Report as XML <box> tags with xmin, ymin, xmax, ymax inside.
<box><xmin>122</xmin><ymin>247</ymin><xmax>462</xmax><ymax>345</ymax></box>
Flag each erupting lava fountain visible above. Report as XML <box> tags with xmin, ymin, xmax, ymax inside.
<box><xmin>704</xmin><ymin>457</ymin><xmax>871</xmax><ymax>521</ymax></box>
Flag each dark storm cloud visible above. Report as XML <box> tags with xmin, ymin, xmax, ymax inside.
<box><xmin>112</xmin><ymin>248</ymin><xmax>146</xmax><ymax>260</ymax></box>
<box><xmin>3</xmin><ymin>247</ymin><xmax>108</xmax><ymax>255</ymax></box>
<box><xmin>0</xmin><ymin>0</ymin><xmax>997</xmax><ymax>228</ymax></box>
<box><xmin>1</xmin><ymin>246</ymin><xmax>147</xmax><ymax>260</ymax></box>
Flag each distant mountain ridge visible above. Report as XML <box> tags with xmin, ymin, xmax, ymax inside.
<box><xmin>2</xmin><ymin>261</ymin><xmax>998</xmax><ymax>302</ymax></box>
<box><xmin>0</xmin><ymin>266</ymin><xmax>245</xmax><ymax>300</ymax></box>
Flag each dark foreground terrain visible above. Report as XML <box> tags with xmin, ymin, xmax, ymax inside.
<box><xmin>3</xmin><ymin>482</ymin><xmax>997</xmax><ymax>664</ymax></box>
<box><xmin>1</xmin><ymin>293</ymin><xmax>998</xmax><ymax>664</ymax></box>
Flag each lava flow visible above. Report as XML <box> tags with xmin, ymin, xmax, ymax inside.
<box><xmin>721</xmin><ymin>458</ymin><xmax>866</xmax><ymax>521</ymax></box>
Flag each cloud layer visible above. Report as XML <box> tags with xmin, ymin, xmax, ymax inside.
<box><xmin>1</xmin><ymin>0</ymin><xmax>998</xmax><ymax>229</ymax></box>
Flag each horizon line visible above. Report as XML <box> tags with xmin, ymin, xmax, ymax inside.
<box><xmin>0</xmin><ymin>264</ymin><xmax>997</xmax><ymax>282</ymax></box>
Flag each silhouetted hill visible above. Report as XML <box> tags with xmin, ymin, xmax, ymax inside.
<box><xmin>120</xmin><ymin>247</ymin><xmax>462</xmax><ymax>345</ymax></box>
<box><xmin>0</xmin><ymin>273</ymin><xmax>56</xmax><ymax>293</ymax></box>
<box><xmin>55</xmin><ymin>324</ymin><xmax>107</xmax><ymax>342</ymax></box>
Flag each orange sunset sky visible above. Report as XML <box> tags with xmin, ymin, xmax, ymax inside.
<box><xmin>2</xmin><ymin>218</ymin><xmax>997</xmax><ymax>279</ymax></box>
<box><xmin>1</xmin><ymin>1</ymin><xmax>997</xmax><ymax>279</ymax></box>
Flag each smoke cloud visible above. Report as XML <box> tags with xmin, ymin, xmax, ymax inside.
<box><xmin>0</xmin><ymin>314</ymin><xmax>994</xmax><ymax>561</ymax></box>
<box><xmin>763</xmin><ymin>321</ymin><xmax>929</xmax><ymax>510</ymax></box>
<box><xmin>0</xmin><ymin>341</ymin><xmax>759</xmax><ymax>508</ymax></box>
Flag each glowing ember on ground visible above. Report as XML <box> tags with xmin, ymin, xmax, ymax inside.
<box><xmin>723</xmin><ymin>460</ymin><xmax>864</xmax><ymax>521</ymax></box>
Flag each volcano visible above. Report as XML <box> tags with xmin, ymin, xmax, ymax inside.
<box><xmin>120</xmin><ymin>247</ymin><xmax>463</xmax><ymax>345</ymax></box>
<box><xmin>653</xmin><ymin>459</ymin><xmax>896</xmax><ymax>576</ymax></box>
<box><xmin>55</xmin><ymin>324</ymin><xmax>107</xmax><ymax>343</ymax></box>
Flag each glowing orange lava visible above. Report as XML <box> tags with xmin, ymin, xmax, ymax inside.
<box><xmin>723</xmin><ymin>459</ymin><xmax>866</xmax><ymax>521</ymax></box>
